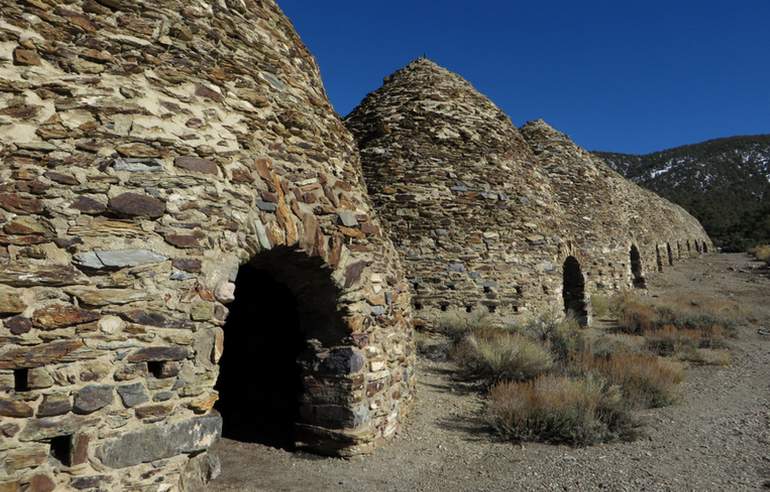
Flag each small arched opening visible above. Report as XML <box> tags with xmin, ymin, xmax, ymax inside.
<box><xmin>694</xmin><ymin>240</ymin><xmax>702</xmax><ymax>254</ymax></box>
<box><xmin>702</xmin><ymin>241</ymin><xmax>709</xmax><ymax>254</ymax></box>
<box><xmin>666</xmin><ymin>243</ymin><xmax>674</xmax><ymax>266</ymax></box>
<box><xmin>562</xmin><ymin>256</ymin><xmax>588</xmax><ymax>326</ymax></box>
<box><xmin>629</xmin><ymin>244</ymin><xmax>646</xmax><ymax>288</ymax></box>
<box><xmin>686</xmin><ymin>240</ymin><xmax>692</xmax><ymax>255</ymax></box>
<box><xmin>655</xmin><ymin>246</ymin><xmax>664</xmax><ymax>272</ymax></box>
<box><xmin>214</xmin><ymin>247</ymin><xmax>348</xmax><ymax>450</ymax></box>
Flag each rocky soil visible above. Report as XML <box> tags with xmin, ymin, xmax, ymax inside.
<box><xmin>211</xmin><ymin>253</ymin><xmax>770</xmax><ymax>491</ymax></box>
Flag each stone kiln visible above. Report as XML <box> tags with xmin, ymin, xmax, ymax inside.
<box><xmin>521</xmin><ymin>120</ymin><xmax>713</xmax><ymax>320</ymax></box>
<box><xmin>346</xmin><ymin>59</ymin><xmax>570</xmax><ymax>322</ymax></box>
<box><xmin>347</xmin><ymin>59</ymin><xmax>713</xmax><ymax>326</ymax></box>
<box><xmin>0</xmin><ymin>1</ymin><xmax>414</xmax><ymax>490</ymax></box>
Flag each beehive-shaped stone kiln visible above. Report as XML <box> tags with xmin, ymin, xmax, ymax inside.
<box><xmin>348</xmin><ymin>59</ymin><xmax>713</xmax><ymax>326</ymax></box>
<box><xmin>346</xmin><ymin>58</ymin><xmax>574</xmax><ymax>322</ymax></box>
<box><xmin>521</xmin><ymin>120</ymin><xmax>713</xmax><ymax>319</ymax></box>
<box><xmin>0</xmin><ymin>1</ymin><xmax>414</xmax><ymax>489</ymax></box>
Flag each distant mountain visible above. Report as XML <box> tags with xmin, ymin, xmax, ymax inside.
<box><xmin>595</xmin><ymin>135</ymin><xmax>770</xmax><ymax>251</ymax></box>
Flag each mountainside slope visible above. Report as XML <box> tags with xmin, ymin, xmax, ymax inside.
<box><xmin>596</xmin><ymin>135</ymin><xmax>770</xmax><ymax>250</ymax></box>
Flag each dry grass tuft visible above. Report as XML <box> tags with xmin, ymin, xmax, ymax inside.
<box><xmin>591</xmin><ymin>294</ymin><xmax>611</xmax><ymax>318</ymax></box>
<box><xmin>452</xmin><ymin>328</ymin><xmax>553</xmax><ymax>382</ymax></box>
<box><xmin>437</xmin><ymin>310</ymin><xmax>493</xmax><ymax>340</ymax></box>
<box><xmin>750</xmin><ymin>244</ymin><xmax>770</xmax><ymax>263</ymax></box>
<box><xmin>487</xmin><ymin>375</ymin><xmax>638</xmax><ymax>445</ymax></box>
<box><xmin>679</xmin><ymin>348</ymin><xmax>731</xmax><ymax>366</ymax></box>
<box><xmin>611</xmin><ymin>292</ymin><xmax>740</xmax><ymax>336</ymax></box>
<box><xmin>518</xmin><ymin>310</ymin><xmax>586</xmax><ymax>361</ymax></box>
<box><xmin>572</xmin><ymin>352</ymin><xmax>684</xmax><ymax>408</ymax></box>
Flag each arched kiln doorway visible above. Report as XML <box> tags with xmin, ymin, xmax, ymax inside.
<box><xmin>666</xmin><ymin>243</ymin><xmax>674</xmax><ymax>266</ymax></box>
<box><xmin>655</xmin><ymin>246</ymin><xmax>664</xmax><ymax>272</ymax></box>
<box><xmin>630</xmin><ymin>244</ymin><xmax>646</xmax><ymax>288</ymax></box>
<box><xmin>562</xmin><ymin>256</ymin><xmax>588</xmax><ymax>326</ymax></box>
<box><xmin>214</xmin><ymin>247</ymin><xmax>348</xmax><ymax>450</ymax></box>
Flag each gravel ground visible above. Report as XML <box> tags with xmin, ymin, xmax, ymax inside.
<box><xmin>210</xmin><ymin>253</ymin><xmax>770</xmax><ymax>491</ymax></box>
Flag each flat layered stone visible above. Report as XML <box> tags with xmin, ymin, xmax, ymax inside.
<box><xmin>116</xmin><ymin>143</ymin><xmax>161</xmax><ymax>158</ymax></box>
<box><xmin>27</xmin><ymin>367</ymin><xmax>53</xmax><ymax>389</ymax></box>
<box><xmin>64</xmin><ymin>287</ymin><xmax>148</xmax><ymax>306</ymax></box>
<box><xmin>0</xmin><ymin>286</ymin><xmax>26</xmax><ymax>314</ymax></box>
<box><xmin>108</xmin><ymin>192</ymin><xmax>165</xmax><ymax>218</ymax></box>
<box><xmin>126</xmin><ymin>346</ymin><xmax>190</xmax><ymax>363</ymax></box>
<box><xmin>112</xmin><ymin>157</ymin><xmax>164</xmax><ymax>173</ymax></box>
<box><xmin>337</xmin><ymin>210</ymin><xmax>359</xmax><ymax>227</ymax></box>
<box><xmin>37</xmin><ymin>394</ymin><xmax>72</xmax><ymax>417</ymax></box>
<box><xmin>164</xmin><ymin>233</ymin><xmax>200</xmax><ymax>248</ymax></box>
<box><xmin>0</xmin><ymin>340</ymin><xmax>86</xmax><ymax>369</ymax></box>
<box><xmin>32</xmin><ymin>304</ymin><xmax>100</xmax><ymax>330</ymax></box>
<box><xmin>70</xmin><ymin>476</ymin><xmax>113</xmax><ymax>490</ymax></box>
<box><xmin>0</xmin><ymin>398</ymin><xmax>34</xmax><ymax>417</ymax></box>
<box><xmin>96</xmin><ymin>413</ymin><xmax>222</xmax><ymax>468</ymax></box>
<box><xmin>3</xmin><ymin>446</ymin><xmax>48</xmax><ymax>473</ymax></box>
<box><xmin>121</xmin><ymin>309</ymin><xmax>193</xmax><ymax>329</ymax></box>
<box><xmin>0</xmin><ymin>193</ymin><xmax>43</xmax><ymax>214</ymax></box>
<box><xmin>73</xmin><ymin>249</ymin><xmax>167</xmax><ymax>269</ymax></box>
<box><xmin>0</xmin><ymin>264</ymin><xmax>88</xmax><ymax>287</ymax></box>
<box><xmin>117</xmin><ymin>383</ymin><xmax>149</xmax><ymax>408</ymax></box>
<box><xmin>73</xmin><ymin>385</ymin><xmax>114</xmax><ymax>414</ymax></box>
<box><xmin>44</xmin><ymin>171</ymin><xmax>78</xmax><ymax>185</ymax></box>
<box><xmin>18</xmin><ymin>415</ymin><xmax>95</xmax><ymax>441</ymax></box>
<box><xmin>3</xmin><ymin>217</ymin><xmax>49</xmax><ymax>235</ymax></box>
<box><xmin>171</xmin><ymin>258</ymin><xmax>202</xmax><ymax>272</ymax></box>
<box><xmin>13</xmin><ymin>48</ymin><xmax>41</xmax><ymax>66</ymax></box>
<box><xmin>134</xmin><ymin>403</ymin><xmax>173</xmax><ymax>420</ymax></box>
<box><xmin>70</xmin><ymin>196</ymin><xmax>107</xmax><ymax>215</ymax></box>
<box><xmin>5</xmin><ymin>316</ymin><xmax>32</xmax><ymax>335</ymax></box>
<box><xmin>174</xmin><ymin>156</ymin><xmax>218</xmax><ymax>175</ymax></box>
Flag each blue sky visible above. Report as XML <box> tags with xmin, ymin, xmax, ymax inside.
<box><xmin>278</xmin><ymin>1</ymin><xmax>769</xmax><ymax>154</ymax></box>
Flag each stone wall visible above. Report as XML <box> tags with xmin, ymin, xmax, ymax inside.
<box><xmin>0</xmin><ymin>1</ymin><xmax>414</xmax><ymax>490</ymax></box>
<box><xmin>346</xmin><ymin>59</ymin><xmax>570</xmax><ymax>323</ymax></box>
<box><xmin>347</xmin><ymin>59</ymin><xmax>713</xmax><ymax>327</ymax></box>
<box><xmin>521</xmin><ymin>120</ymin><xmax>713</xmax><ymax>318</ymax></box>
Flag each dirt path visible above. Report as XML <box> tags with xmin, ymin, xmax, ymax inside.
<box><xmin>210</xmin><ymin>253</ymin><xmax>770</xmax><ymax>491</ymax></box>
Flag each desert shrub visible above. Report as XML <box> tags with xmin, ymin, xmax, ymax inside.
<box><xmin>643</xmin><ymin>325</ymin><xmax>702</xmax><ymax>356</ymax></box>
<box><xmin>614</xmin><ymin>296</ymin><xmax>658</xmax><ymax>335</ymax></box>
<box><xmin>487</xmin><ymin>374</ymin><xmax>638</xmax><ymax>445</ymax></box>
<box><xmin>586</xmin><ymin>333</ymin><xmax>645</xmax><ymax>358</ymax></box>
<box><xmin>750</xmin><ymin>244</ymin><xmax>770</xmax><ymax>263</ymax></box>
<box><xmin>572</xmin><ymin>352</ymin><xmax>684</xmax><ymax>408</ymax></box>
<box><xmin>679</xmin><ymin>348</ymin><xmax>731</xmax><ymax>366</ymax></box>
<box><xmin>451</xmin><ymin>328</ymin><xmax>553</xmax><ymax>382</ymax></box>
<box><xmin>591</xmin><ymin>294</ymin><xmax>610</xmax><ymax>318</ymax></box>
<box><xmin>644</xmin><ymin>324</ymin><xmax>727</xmax><ymax>355</ymax></box>
<box><xmin>611</xmin><ymin>292</ymin><xmax>739</xmax><ymax>336</ymax></box>
<box><xmin>519</xmin><ymin>310</ymin><xmax>586</xmax><ymax>361</ymax></box>
<box><xmin>437</xmin><ymin>310</ymin><xmax>492</xmax><ymax>340</ymax></box>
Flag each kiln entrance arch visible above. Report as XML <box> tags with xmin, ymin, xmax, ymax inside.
<box><xmin>702</xmin><ymin>241</ymin><xmax>709</xmax><ymax>253</ymax></box>
<box><xmin>214</xmin><ymin>247</ymin><xmax>347</xmax><ymax>450</ymax></box>
<box><xmin>655</xmin><ymin>247</ymin><xmax>664</xmax><ymax>272</ymax></box>
<box><xmin>630</xmin><ymin>244</ymin><xmax>646</xmax><ymax>288</ymax></box>
<box><xmin>667</xmin><ymin>243</ymin><xmax>674</xmax><ymax>266</ymax></box>
<box><xmin>562</xmin><ymin>256</ymin><xmax>588</xmax><ymax>326</ymax></box>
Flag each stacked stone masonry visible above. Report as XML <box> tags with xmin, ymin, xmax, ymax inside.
<box><xmin>0</xmin><ymin>2</ymin><xmax>714</xmax><ymax>490</ymax></box>
<box><xmin>346</xmin><ymin>59</ymin><xmax>712</xmax><ymax>326</ymax></box>
<box><xmin>0</xmin><ymin>1</ymin><xmax>414</xmax><ymax>490</ymax></box>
